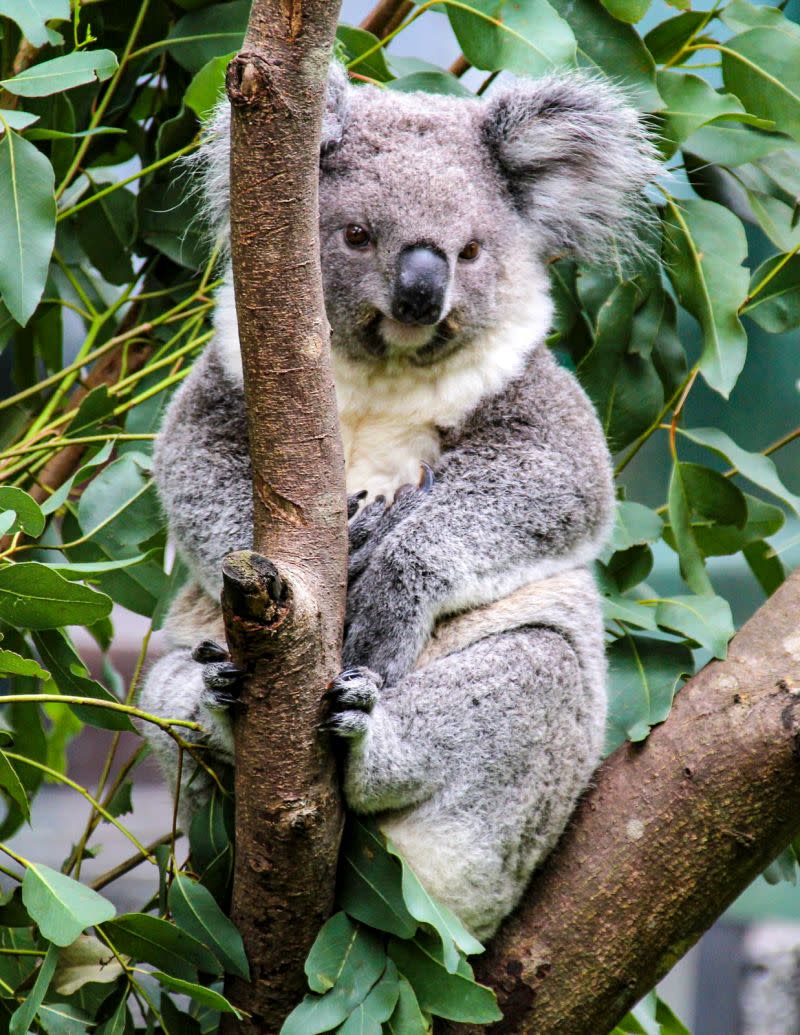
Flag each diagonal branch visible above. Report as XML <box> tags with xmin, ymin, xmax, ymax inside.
<box><xmin>448</xmin><ymin>568</ymin><xmax>800</xmax><ymax>1035</ymax></box>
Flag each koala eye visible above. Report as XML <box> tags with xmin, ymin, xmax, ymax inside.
<box><xmin>459</xmin><ymin>240</ymin><xmax>481</xmax><ymax>262</ymax></box>
<box><xmin>344</xmin><ymin>224</ymin><xmax>371</xmax><ymax>249</ymax></box>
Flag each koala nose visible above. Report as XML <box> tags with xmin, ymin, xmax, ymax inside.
<box><xmin>392</xmin><ymin>246</ymin><xmax>449</xmax><ymax>325</ymax></box>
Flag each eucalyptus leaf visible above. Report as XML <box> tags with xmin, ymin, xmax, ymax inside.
<box><xmin>0</xmin><ymin>486</ymin><xmax>44</xmax><ymax>536</ymax></box>
<box><xmin>99</xmin><ymin>914</ymin><xmax>219</xmax><ymax>981</ymax></box>
<box><xmin>663</xmin><ymin>198</ymin><xmax>749</xmax><ymax>398</ymax></box>
<box><xmin>1</xmin><ymin>50</ymin><xmax>118</xmax><ymax>98</ymax></box>
<box><xmin>151</xmin><ymin>971</ymin><xmax>242</xmax><ymax>1015</ymax></box>
<box><xmin>0</xmin><ymin>749</ymin><xmax>28</xmax><ymax>820</ymax></box>
<box><xmin>0</xmin><ymin>0</ymin><xmax>69</xmax><ymax>47</ymax></box>
<box><xmin>0</xmin><ymin>126</ymin><xmax>55</xmax><ymax>325</ymax></box>
<box><xmin>336</xmin><ymin>960</ymin><xmax>401</xmax><ymax>1034</ymax></box>
<box><xmin>655</xmin><ymin>594</ymin><xmax>735</xmax><ymax>658</ymax></box>
<box><xmin>338</xmin><ymin>818</ymin><xmax>418</xmax><ymax>939</ymax></box>
<box><xmin>0</xmin><ymin>562</ymin><xmax>112</xmax><ymax>629</ymax></box>
<box><xmin>611</xmin><ymin>501</ymin><xmax>664</xmax><ymax>553</ymax></box>
<box><xmin>185</xmin><ymin>54</ymin><xmax>233</xmax><ymax>121</ymax></box>
<box><xmin>388</xmin><ymin>72</ymin><xmax>472</xmax><ymax>96</ymax></box>
<box><xmin>722</xmin><ymin>28</ymin><xmax>800</xmax><ymax>144</ymax></box>
<box><xmin>22</xmin><ymin>863</ymin><xmax>115</xmax><ymax>946</ymax></box>
<box><xmin>166</xmin><ymin>1</ymin><xmax>248</xmax><ymax>72</ymax></box>
<box><xmin>386</xmin><ymin>975</ymin><xmax>432</xmax><ymax>1034</ymax></box>
<box><xmin>387</xmin><ymin>933</ymin><xmax>501</xmax><ymax>1024</ymax></box>
<box><xmin>169</xmin><ymin>874</ymin><xmax>249</xmax><ymax>980</ymax></box>
<box><xmin>8</xmin><ymin>942</ymin><xmax>58</xmax><ymax>1035</ymax></box>
<box><xmin>744</xmin><ymin>539</ymin><xmax>785</xmax><ymax>595</ymax></box>
<box><xmin>605</xmin><ymin>635</ymin><xmax>693</xmax><ymax>751</ymax></box>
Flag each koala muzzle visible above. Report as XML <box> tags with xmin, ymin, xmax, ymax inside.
<box><xmin>392</xmin><ymin>246</ymin><xmax>449</xmax><ymax>325</ymax></box>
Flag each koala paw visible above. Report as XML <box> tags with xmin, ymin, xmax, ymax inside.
<box><xmin>191</xmin><ymin>640</ymin><xmax>244</xmax><ymax>708</ymax></box>
<box><xmin>320</xmin><ymin>667</ymin><xmax>383</xmax><ymax>738</ymax></box>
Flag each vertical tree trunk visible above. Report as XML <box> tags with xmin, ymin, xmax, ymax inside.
<box><xmin>220</xmin><ymin>1</ymin><xmax>345</xmax><ymax>1030</ymax></box>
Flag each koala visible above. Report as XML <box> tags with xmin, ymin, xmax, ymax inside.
<box><xmin>138</xmin><ymin>64</ymin><xmax>658</xmax><ymax>940</ymax></box>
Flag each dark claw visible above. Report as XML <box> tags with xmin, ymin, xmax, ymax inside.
<box><xmin>347</xmin><ymin>490</ymin><xmax>368</xmax><ymax>519</ymax></box>
<box><xmin>192</xmin><ymin>640</ymin><xmax>229</xmax><ymax>664</ymax></box>
<box><xmin>204</xmin><ymin>661</ymin><xmax>244</xmax><ymax>689</ymax></box>
<box><xmin>419</xmin><ymin>463</ymin><xmax>435</xmax><ymax>493</ymax></box>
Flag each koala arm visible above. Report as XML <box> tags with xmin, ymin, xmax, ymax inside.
<box><xmin>154</xmin><ymin>345</ymin><xmax>253</xmax><ymax>598</ymax></box>
<box><xmin>343</xmin><ymin>347</ymin><xmax>614</xmax><ymax>684</ymax></box>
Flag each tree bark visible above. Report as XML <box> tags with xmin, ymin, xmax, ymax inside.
<box><xmin>220</xmin><ymin>2</ymin><xmax>346</xmax><ymax>1032</ymax></box>
<box><xmin>448</xmin><ymin>567</ymin><xmax>800</xmax><ymax>1035</ymax></box>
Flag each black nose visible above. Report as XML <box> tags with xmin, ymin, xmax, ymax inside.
<box><xmin>391</xmin><ymin>246</ymin><xmax>449</xmax><ymax>325</ymax></box>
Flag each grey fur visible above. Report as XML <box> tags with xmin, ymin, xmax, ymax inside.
<box><xmin>139</xmin><ymin>66</ymin><xmax>657</xmax><ymax>937</ymax></box>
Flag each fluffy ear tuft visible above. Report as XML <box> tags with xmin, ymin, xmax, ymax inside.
<box><xmin>187</xmin><ymin>60</ymin><xmax>351</xmax><ymax>253</ymax></box>
<box><xmin>482</xmin><ymin>72</ymin><xmax>660</xmax><ymax>265</ymax></box>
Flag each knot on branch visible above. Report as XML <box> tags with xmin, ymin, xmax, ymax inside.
<box><xmin>221</xmin><ymin>551</ymin><xmax>291</xmax><ymax>659</ymax></box>
<box><xmin>226</xmin><ymin>53</ymin><xmax>272</xmax><ymax>107</ymax></box>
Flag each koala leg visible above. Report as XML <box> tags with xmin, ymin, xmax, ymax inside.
<box><xmin>137</xmin><ymin>641</ymin><xmax>242</xmax><ymax>828</ymax></box>
<box><xmin>327</xmin><ymin>625</ymin><xmax>605</xmax><ymax>939</ymax></box>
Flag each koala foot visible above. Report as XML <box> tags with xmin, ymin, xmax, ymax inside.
<box><xmin>191</xmin><ymin>640</ymin><xmax>244</xmax><ymax>708</ymax></box>
<box><xmin>321</xmin><ymin>667</ymin><xmax>383</xmax><ymax>738</ymax></box>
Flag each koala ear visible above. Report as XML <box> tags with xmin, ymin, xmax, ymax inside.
<box><xmin>321</xmin><ymin>60</ymin><xmax>350</xmax><ymax>155</ymax></box>
<box><xmin>482</xmin><ymin>73</ymin><xmax>659</xmax><ymax>264</ymax></box>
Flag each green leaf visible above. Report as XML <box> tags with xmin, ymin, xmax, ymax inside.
<box><xmin>0</xmin><ymin>0</ymin><xmax>69</xmax><ymax>47</ymax></box>
<box><xmin>0</xmin><ymin>487</ymin><xmax>44</xmax><ymax>537</ymax></box>
<box><xmin>387</xmin><ymin>72</ymin><xmax>472</xmax><ymax>97</ymax></box>
<box><xmin>722</xmin><ymin>29</ymin><xmax>800</xmax><ymax>145</ymax></box>
<box><xmin>95</xmin><ymin>995</ymin><xmax>131</xmax><ymax>1035</ymax></box>
<box><xmin>0</xmin><ymin>126</ymin><xmax>55</xmax><ymax>325</ymax></box>
<box><xmin>336</xmin><ymin>960</ymin><xmax>401</xmax><ymax>1034</ymax></box>
<box><xmin>610</xmin><ymin>501</ymin><xmax>664</xmax><ymax>553</ymax></box>
<box><xmin>0</xmin><ymin>109</ymin><xmax>40</xmax><ymax>133</ymax></box>
<box><xmin>282</xmin><ymin>925</ymin><xmax>386</xmax><ymax>1035</ymax></box>
<box><xmin>603</xmin><ymin>593</ymin><xmax>658</xmax><ymax>631</ymax></box>
<box><xmin>683</xmin><ymin>123</ymin><xmax>790</xmax><ymax>166</ymax></box>
<box><xmin>385</xmin><ymin>839</ymin><xmax>483</xmax><ymax>972</ymax></box>
<box><xmin>644</xmin><ymin>12</ymin><xmax>710</xmax><ymax>64</ymax></box>
<box><xmin>8</xmin><ymin>942</ymin><xmax>58</xmax><ymax>1035</ymax></box>
<box><xmin>1</xmin><ymin>50</ymin><xmax>118</xmax><ymax>97</ymax></box>
<box><xmin>657</xmin><ymin>70</ymin><xmax>769</xmax><ymax>153</ymax></box>
<box><xmin>744</xmin><ymin>539</ymin><xmax>785</xmax><ymax>595</ymax></box>
<box><xmin>0</xmin><ymin>648</ymin><xmax>48</xmax><ymax>679</ymax></box>
<box><xmin>37</xmin><ymin>1001</ymin><xmax>95</xmax><ymax>1034</ymax></box>
<box><xmin>77</xmin><ymin>452</ymin><xmax>163</xmax><ymax>552</ymax></box>
<box><xmin>600</xmin><ymin>543</ymin><xmax>654</xmax><ymax>594</ymax></box>
<box><xmin>73</xmin><ymin>185</ymin><xmax>136</xmax><ymax>286</ymax></box>
<box><xmin>386</xmin><ymin>975</ymin><xmax>431</xmax><ymax>1034</ymax></box>
<box><xmin>100</xmin><ymin>914</ymin><xmax>220</xmax><ymax>981</ymax></box>
<box><xmin>676</xmin><ymin>461</ymin><xmax>748</xmax><ymax>528</ymax></box>
<box><xmin>447</xmin><ymin>0</ymin><xmax>576</xmax><ymax>79</ymax></box>
<box><xmin>665</xmin><ymin>493</ymin><xmax>784</xmax><ymax>558</ymax></box>
<box><xmin>151</xmin><ymin>971</ymin><xmax>242</xmax><ymax>1016</ymax></box>
<box><xmin>663</xmin><ymin>198</ymin><xmax>749</xmax><ymax>398</ymax></box>
<box><xmin>600</xmin><ymin>0</ymin><xmax>650</xmax><ymax>25</ymax></box>
<box><xmin>167</xmin><ymin>1</ymin><xmax>249</xmax><ymax>73</ymax></box>
<box><xmin>679</xmin><ymin>426</ymin><xmax>800</xmax><ymax>514</ymax></box>
<box><xmin>338</xmin><ymin>818</ymin><xmax>418</xmax><ymax>940</ymax></box>
<box><xmin>0</xmin><ymin>750</ymin><xmax>28</xmax><ymax>820</ymax></box>
<box><xmin>744</xmin><ymin>253</ymin><xmax>800</xmax><ymax>332</ymax></box>
<box><xmin>387</xmin><ymin>934</ymin><xmax>501</xmax><ymax>1024</ymax></box>
<box><xmin>0</xmin><ymin>562</ymin><xmax>112</xmax><ymax>629</ymax></box>
<box><xmin>305</xmin><ymin>912</ymin><xmax>364</xmax><ymax>994</ymax></box>
<box><xmin>40</xmin><ymin>439</ymin><xmax>114</xmax><ymax>516</ymax></box>
<box><xmin>577</xmin><ymin>280</ymin><xmax>664</xmax><ymax>450</ymax></box>
<box><xmin>655</xmin><ymin>594</ymin><xmax>735</xmax><ymax>658</ymax></box>
<box><xmin>169</xmin><ymin>874</ymin><xmax>249</xmax><ymax>980</ymax></box>
<box><xmin>605</xmin><ymin>635</ymin><xmax>693</xmax><ymax>751</ymax></box>
<box><xmin>547</xmin><ymin>0</ymin><xmax>662</xmax><ymax>110</ymax></box>
<box><xmin>32</xmin><ymin>627</ymin><xmax>133</xmax><ymax>733</ymax></box>
<box><xmin>185</xmin><ymin>54</ymin><xmax>234</xmax><ymax>121</ymax></box>
<box><xmin>339</xmin><ymin>26</ymin><xmax>394</xmax><ymax>83</ymax></box>
<box><xmin>721</xmin><ymin>0</ymin><xmax>800</xmax><ymax>39</ymax></box>
<box><xmin>22</xmin><ymin>863</ymin><xmax>115</xmax><ymax>946</ymax></box>
<box><xmin>105</xmin><ymin>780</ymin><xmax>133</xmax><ymax>819</ymax></box>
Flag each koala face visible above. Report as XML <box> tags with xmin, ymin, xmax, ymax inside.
<box><xmin>320</xmin><ymin>92</ymin><xmax>535</xmax><ymax>366</ymax></box>
<box><xmin>316</xmin><ymin>72</ymin><xmax>658</xmax><ymax>368</ymax></box>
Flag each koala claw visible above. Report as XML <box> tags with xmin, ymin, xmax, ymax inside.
<box><xmin>192</xmin><ymin>639</ymin><xmax>229</xmax><ymax>664</ymax></box>
<box><xmin>324</xmin><ymin>667</ymin><xmax>382</xmax><ymax>714</ymax></box>
<box><xmin>347</xmin><ymin>490</ymin><xmax>368</xmax><ymax>519</ymax></box>
<box><xmin>419</xmin><ymin>462</ymin><xmax>435</xmax><ymax>493</ymax></box>
<box><xmin>320</xmin><ymin>710</ymin><xmax>370</xmax><ymax>739</ymax></box>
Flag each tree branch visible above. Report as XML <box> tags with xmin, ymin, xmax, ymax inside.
<box><xmin>448</xmin><ymin>568</ymin><xmax>800</xmax><ymax>1034</ymax></box>
<box><xmin>360</xmin><ymin>0</ymin><xmax>414</xmax><ymax>39</ymax></box>
<box><xmin>221</xmin><ymin>0</ymin><xmax>346</xmax><ymax>1030</ymax></box>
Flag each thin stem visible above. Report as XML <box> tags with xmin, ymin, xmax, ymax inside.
<box><xmin>742</xmin><ymin>243</ymin><xmax>800</xmax><ymax>311</ymax></box>
<box><xmin>58</xmin><ymin>141</ymin><xmax>199</xmax><ymax>221</ymax></box>
<box><xmin>90</xmin><ymin>832</ymin><xmax>176</xmax><ymax>891</ymax></box>
<box><xmin>669</xmin><ymin>367</ymin><xmax>700</xmax><ymax>460</ymax></box>
<box><xmin>614</xmin><ymin>367</ymin><xmax>698</xmax><ymax>476</ymax></box>
<box><xmin>6</xmin><ymin>751</ymin><xmax>155</xmax><ymax>861</ymax></box>
<box><xmin>0</xmin><ymin>694</ymin><xmax>201</xmax><ymax>731</ymax></box>
<box><xmin>0</xmin><ymin>842</ymin><xmax>29</xmax><ymax>868</ymax></box>
<box><xmin>56</xmin><ymin>0</ymin><xmax>152</xmax><ymax>197</ymax></box>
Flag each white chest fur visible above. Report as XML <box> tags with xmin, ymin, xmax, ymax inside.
<box><xmin>212</xmin><ymin>272</ymin><xmax>552</xmax><ymax>501</ymax></box>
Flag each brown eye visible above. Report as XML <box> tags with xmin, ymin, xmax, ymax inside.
<box><xmin>459</xmin><ymin>240</ymin><xmax>481</xmax><ymax>261</ymax></box>
<box><xmin>345</xmin><ymin>224</ymin><xmax>371</xmax><ymax>249</ymax></box>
